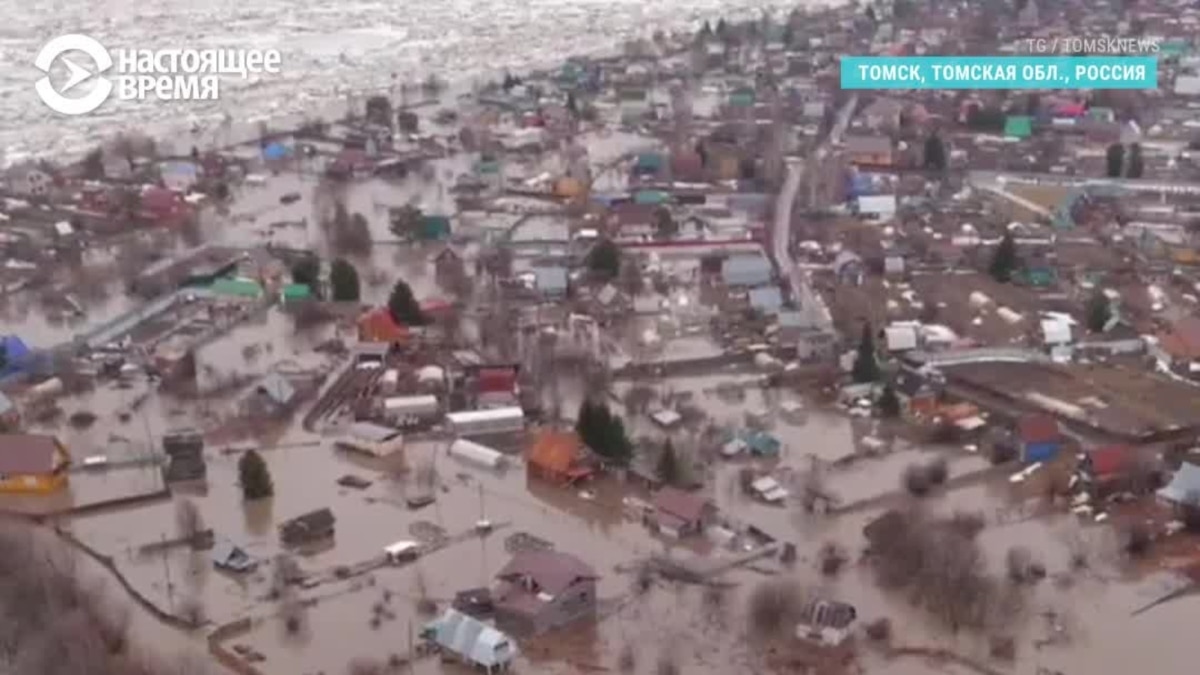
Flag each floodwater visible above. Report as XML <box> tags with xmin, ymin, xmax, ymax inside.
<box><xmin>0</xmin><ymin>0</ymin><xmax>831</xmax><ymax>162</ymax></box>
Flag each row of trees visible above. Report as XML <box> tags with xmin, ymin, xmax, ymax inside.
<box><xmin>290</xmin><ymin>255</ymin><xmax>361</xmax><ymax>302</ymax></box>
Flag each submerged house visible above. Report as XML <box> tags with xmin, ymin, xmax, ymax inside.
<box><xmin>795</xmin><ymin>599</ymin><xmax>858</xmax><ymax>647</ymax></box>
<box><xmin>1016</xmin><ymin>414</ymin><xmax>1063</xmax><ymax>463</ymax></box>
<box><xmin>0</xmin><ymin>434</ymin><xmax>70</xmax><ymax>493</ymax></box>
<box><xmin>211</xmin><ymin>541</ymin><xmax>256</xmax><ymax>573</ymax></box>
<box><xmin>1158</xmin><ymin>462</ymin><xmax>1200</xmax><ymax>506</ymax></box>
<box><xmin>493</xmin><ymin>550</ymin><xmax>599</xmax><ymax>635</ymax></box>
<box><xmin>422</xmin><ymin>608</ymin><xmax>517</xmax><ymax>672</ymax></box>
<box><xmin>651</xmin><ymin>487</ymin><xmax>714</xmax><ymax>538</ymax></box>
<box><xmin>161</xmin><ymin>429</ymin><xmax>207</xmax><ymax>483</ymax></box>
<box><xmin>279</xmin><ymin>508</ymin><xmax>336</xmax><ymax>546</ymax></box>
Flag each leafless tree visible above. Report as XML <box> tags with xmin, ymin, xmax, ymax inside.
<box><xmin>746</xmin><ymin>580</ymin><xmax>805</xmax><ymax>637</ymax></box>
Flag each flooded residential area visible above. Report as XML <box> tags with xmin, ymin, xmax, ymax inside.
<box><xmin>5</xmin><ymin>1</ymin><xmax>1200</xmax><ymax>674</ymax></box>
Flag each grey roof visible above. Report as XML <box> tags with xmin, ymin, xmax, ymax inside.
<box><xmin>1157</xmin><ymin>462</ymin><xmax>1200</xmax><ymax>503</ymax></box>
<box><xmin>256</xmin><ymin>373</ymin><xmax>296</xmax><ymax>406</ymax></box>
<box><xmin>722</xmin><ymin>255</ymin><xmax>773</xmax><ymax>287</ymax></box>
<box><xmin>347</xmin><ymin>421</ymin><xmax>401</xmax><ymax>443</ymax></box>
<box><xmin>845</xmin><ymin>135</ymin><xmax>892</xmax><ymax>155</ymax></box>
<box><xmin>533</xmin><ymin>266</ymin><xmax>569</xmax><ymax>293</ymax></box>
<box><xmin>748</xmin><ymin>287</ymin><xmax>784</xmax><ymax>313</ymax></box>
<box><xmin>797</xmin><ymin>599</ymin><xmax>857</xmax><ymax>629</ymax></box>
<box><xmin>425</xmin><ymin>609</ymin><xmax>517</xmax><ymax>668</ymax></box>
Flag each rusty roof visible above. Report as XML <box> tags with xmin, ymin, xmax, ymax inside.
<box><xmin>527</xmin><ymin>430</ymin><xmax>583</xmax><ymax>474</ymax></box>
<box><xmin>0</xmin><ymin>434</ymin><xmax>62</xmax><ymax>475</ymax></box>
<box><xmin>1017</xmin><ymin>414</ymin><xmax>1061</xmax><ymax>444</ymax></box>
<box><xmin>496</xmin><ymin>550</ymin><xmax>598</xmax><ymax>595</ymax></box>
<box><xmin>652</xmin><ymin>486</ymin><xmax>709</xmax><ymax>524</ymax></box>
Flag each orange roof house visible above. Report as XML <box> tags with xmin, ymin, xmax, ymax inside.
<box><xmin>527</xmin><ymin>430</ymin><xmax>593</xmax><ymax>485</ymax></box>
<box><xmin>358</xmin><ymin>307</ymin><xmax>409</xmax><ymax>344</ymax></box>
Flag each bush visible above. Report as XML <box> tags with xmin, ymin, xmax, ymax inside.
<box><xmin>865</xmin><ymin>617</ymin><xmax>892</xmax><ymax>642</ymax></box>
<box><xmin>238</xmin><ymin>450</ymin><xmax>274</xmax><ymax>500</ymax></box>
<box><xmin>747</xmin><ymin>580</ymin><xmax>804</xmax><ymax>637</ymax></box>
<box><xmin>926</xmin><ymin>458</ymin><xmax>948</xmax><ymax>485</ymax></box>
<box><xmin>903</xmin><ymin>464</ymin><xmax>932</xmax><ymax>496</ymax></box>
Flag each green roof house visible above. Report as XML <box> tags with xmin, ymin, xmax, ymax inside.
<box><xmin>1004</xmin><ymin>115</ymin><xmax>1033</xmax><ymax>139</ymax></box>
<box><xmin>729</xmin><ymin>91</ymin><xmax>755</xmax><ymax>108</ymax></box>
<box><xmin>211</xmin><ymin>277</ymin><xmax>263</xmax><ymax>299</ymax></box>
<box><xmin>418</xmin><ymin>215</ymin><xmax>452</xmax><ymax>241</ymax></box>
<box><xmin>1087</xmin><ymin>107</ymin><xmax>1115</xmax><ymax>123</ymax></box>
<box><xmin>280</xmin><ymin>283</ymin><xmax>313</xmax><ymax>304</ymax></box>
<box><xmin>634</xmin><ymin>190</ymin><xmax>670</xmax><ymax>206</ymax></box>
<box><xmin>633</xmin><ymin>153</ymin><xmax>664</xmax><ymax>175</ymax></box>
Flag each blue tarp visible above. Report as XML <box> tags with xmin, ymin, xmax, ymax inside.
<box><xmin>263</xmin><ymin>142</ymin><xmax>290</xmax><ymax>161</ymax></box>
<box><xmin>0</xmin><ymin>336</ymin><xmax>32</xmax><ymax>377</ymax></box>
<box><xmin>845</xmin><ymin>173</ymin><xmax>873</xmax><ymax>198</ymax></box>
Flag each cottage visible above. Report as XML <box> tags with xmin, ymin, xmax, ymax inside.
<box><xmin>844</xmin><ymin>135</ymin><xmax>893</xmax><ymax>166</ymax></box>
<box><xmin>532</xmin><ymin>266</ymin><xmax>569</xmax><ymax>298</ymax></box>
<box><xmin>527</xmin><ymin>430</ymin><xmax>592</xmax><ymax>485</ymax></box>
<box><xmin>493</xmin><ymin>550</ymin><xmax>599</xmax><ymax>635</ymax></box>
<box><xmin>422</xmin><ymin>608</ymin><xmax>517</xmax><ymax>672</ymax></box>
<box><xmin>1016</xmin><ymin>414</ymin><xmax>1063</xmax><ymax>463</ymax></box>
<box><xmin>1084</xmin><ymin>445</ymin><xmax>1133</xmax><ymax>486</ymax></box>
<box><xmin>279</xmin><ymin>508</ymin><xmax>336</xmax><ymax>546</ymax></box>
<box><xmin>795</xmin><ymin>599</ymin><xmax>858</xmax><ymax>647</ymax></box>
<box><xmin>651</xmin><ymin>487</ymin><xmax>714</xmax><ymax>538</ymax></box>
<box><xmin>0</xmin><ymin>434</ymin><xmax>70</xmax><ymax>493</ymax></box>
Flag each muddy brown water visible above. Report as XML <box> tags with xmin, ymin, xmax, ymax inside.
<box><xmin>6</xmin><ymin>162</ymin><xmax>1200</xmax><ymax>673</ymax></box>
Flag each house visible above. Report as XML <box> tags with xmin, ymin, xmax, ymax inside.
<box><xmin>140</xmin><ymin>186</ymin><xmax>191</xmax><ymax>225</ymax></box>
<box><xmin>855</xmin><ymin>194</ymin><xmax>897</xmax><ymax>221</ymax></box>
<box><xmin>210</xmin><ymin>277</ymin><xmax>263</xmax><ymax>300</ymax></box>
<box><xmin>162</xmin><ymin>429</ymin><xmax>207</xmax><ymax>482</ymax></box>
<box><xmin>832</xmin><ymin>251</ymin><xmax>864</xmax><ymax>286</ymax></box>
<box><xmin>1083</xmin><ymin>445</ymin><xmax>1133</xmax><ymax>486</ymax></box>
<box><xmin>0</xmin><ymin>392</ymin><xmax>18</xmax><ymax>431</ymax></box>
<box><xmin>279</xmin><ymin>508</ymin><xmax>336</xmax><ymax>546</ymax></box>
<box><xmin>651</xmin><ymin>487</ymin><xmax>714</xmax><ymax>538</ymax></box>
<box><xmin>1157</xmin><ymin>317</ymin><xmax>1200</xmax><ymax>370</ymax></box>
<box><xmin>893</xmin><ymin>368</ymin><xmax>938</xmax><ymax>417</ymax></box>
<box><xmin>748</xmin><ymin>287</ymin><xmax>784</xmax><ymax>315</ymax></box>
<box><xmin>250</xmin><ymin>372</ymin><xmax>298</xmax><ymax>414</ymax></box>
<box><xmin>358</xmin><ymin>307</ymin><xmax>410</xmax><ymax>345</ymax></box>
<box><xmin>1004</xmin><ymin>115</ymin><xmax>1033</xmax><ymax>140</ymax></box>
<box><xmin>1016</xmin><ymin>414</ymin><xmax>1063</xmax><ymax>463</ymax></box>
<box><xmin>422</xmin><ymin>608</ymin><xmax>517</xmax><ymax>673</ymax></box>
<box><xmin>721</xmin><ymin>255</ymin><xmax>773</xmax><ymax>288</ymax></box>
<box><xmin>527</xmin><ymin>430</ymin><xmax>592</xmax><ymax>485</ymax></box>
<box><xmin>844</xmin><ymin>135</ymin><xmax>893</xmax><ymax>166</ymax></box>
<box><xmin>417</xmin><ymin>215</ymin><xmax>452</xmax><ymax>241</ymax></box>
<box><xmin>434</xmin><ymin>247</ymin><xmax>466</xmax><ymax>287</ymax></box>
<box><xmin>883</xmin><ymin>323</ymin><xmax>919</xmax><ymax>353</ymax></box>
<box><xmin>211</xmin><ymin>541</ymin><xmax>257</xmax><ymax>573</ymax></box>
<box><xmin>1158</xmin><ymin>463</ymin><xmax>1200</xmax><ymax>505</ymax></box>
<box><xmin>493</xmin><ymin>550</ymin><xmax>599</xmax><ymax>635</ymax></box>
<box><xmin>740</xmin><ymin>430</ymin><xmax>782</xmax><ymax>457</ymax></box>
<box><xmin>475</xmin><ymin>366</ymin><xmax>519</xmax><ymax>406</ymax></box>
<box><xmin>795</xmin><ymin>599</ymin><xmax>858</xmax><ymax>647</ymax></box>
<box><xmin>608</xmin><ymin>202</ymin><xmax>659</xmax><ymax>233</ymax></box>
<box><xmin>0</xmin><ymin>434</ymin><xmax>70</xmax><ymax>493</ymax></box>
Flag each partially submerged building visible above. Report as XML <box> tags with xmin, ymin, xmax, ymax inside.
<box><xmin>422</xmin><ymin>608</ymin><xmax>517</xmax><ymax>673</ymax></box>
<box><xmin>279</xmin><ymin>508</ymin><xmax>336</xmax><ymax>546</ymax></box>
<box><xmin>0</xmin><ymin>433</ymin><xmax>70</xmax><ymax>493</ymax></box>
<box><xmin>493</xmin><ymin>550</ymin><xmax>598</xmax><ymax>635</ymax></box>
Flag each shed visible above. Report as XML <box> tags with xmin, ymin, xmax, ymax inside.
<box><xmin>446</xmin><ymin>407</ymin><xmax>525</xmax><ymax>436</ymax></box>
<box><xmin>448</xmin><ymin>438</ymin><xmax>506</xmax><ymax>469</ymax></box>
<box><xmin>532</xmin><ymin>266</ymin><xmax>569</xmax><ymax>296</ymax></box>
<box><xmin>423</xmin><ymin>608</ymin><xmax>518</xmax><ymax>672</ymax></box>
<box><xmin>748</xmin><ymin>287</ymin><xmax>784</xmax><ymax>314</ymax></box>
<box><xmin>336</xmin><ymin>422</ymin><xmax>404</xmax><ymax>457</ymax></box>
<box><xmin>634</xmin><ymin>190</ymin><xmax>670</xmax><ymax>206</ymax></box>
<box><xmin>740</xmin><ymin>430</ymin><xmax>781</xmax><ymax>456</ymax></box>
<box><xmin>633</xmin><ymin>153</ymin><xmax>664</xmax><ymax>175</ymax></box>
<box><xmin>883</xmin><ymin>324</ymin><xmax>919</xmax><ymax>352</ymax></box>
<box><xmin>255</xmin><ymin>373</ymin><xmax>297</xmax><ymax>408</ymax></box>
<box><xmin>211</xmin><ymin>542</ymin><xmax>256</xmax><ymax>573</ymax></box>
<box><xmin>280</xmin><ymin>283</ymin><xmax>312</xmax><ymax>303</ymax></box>
<box><xmin>651</xmin><ymin>487</ymin><xmax>713</xmax><ymax>538</ymax></box>
<box><xmin>795</xmin><ymin>599</ymin><xmax>858</xmax><ymax>647</ymax></box>
<box><xmin>856</xmin><ymin>194</ymin><xmax>897</xmax><ymax>220</ymax></box>
<box><xmin>279</xmin><ymin>508</ymin><xmax>336</xmax><ymax>545</ymax></box>
<box><xmin>418</xmin><ymin>215</ymin><xmax>452</xmax><ymax>241</ymax></box>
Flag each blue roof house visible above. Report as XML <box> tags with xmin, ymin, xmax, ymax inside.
<box><xmin>740</xmin><ymin>430</ymin><xmax>782</xmax><ymax>457</ymax></box>
<box><xmin>423</xmin><ymin>608</ymin><xmax>518</xmax><ymax>673</ymax></box>
<box><xmin>722</xmin><ymin>256</ymin><xmax>773</xmax><ymax>288</ymax></box>
<box><xmin>0</xmin><ymin>336</ymin><xmax>33</xmax><ymax>378</ymax></box>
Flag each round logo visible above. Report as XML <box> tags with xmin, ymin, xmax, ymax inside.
<box><xmin>35</xmin><ymin>34</ymin><xmax>114</xmax><ymax>116</ymax></box>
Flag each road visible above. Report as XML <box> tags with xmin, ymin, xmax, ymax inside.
<box><xmin>771</xmin><ymin>95</ymin><xmax>857</xmax><ymax>332</ymax></box>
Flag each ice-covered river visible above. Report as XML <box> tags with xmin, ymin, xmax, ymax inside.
<box><xmin>0</xmin><ymin>0</ymin><xmax>831</xmax><ymax>162</ymax></box>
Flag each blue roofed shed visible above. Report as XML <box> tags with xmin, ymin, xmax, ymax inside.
<box><xmin>739</xmin><ymin>430</ymin><xmax>781</xmax><ymax>456</ymax></box>
<box><xmin>634</xmin><ymin>190</ymin><xmax>670</xmax><ymax>206</ymax></box>
<box><xmin>419</xmin><ymin>215</ymin><xmax>452</xmax><ymax>241</ymax></box>
<box><xmin>423</xmin><ymin>608</ymin><xmax>518</xmax><ymax>672</ymax></box>
<box><xmin>722</xmin><ymin>255</ymin><xmax>773</xmax><ymax>287</ymax></box>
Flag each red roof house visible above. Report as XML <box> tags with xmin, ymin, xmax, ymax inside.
<box><xmin>140</xmin><ymin>186</ymin><xmax>191</xmax><ymax>225</ymax></box>
<box><xmin>357</xmin><ymin>307</ymin><xmax>409</xmax><ymax>344</ymax></box>
<box><xmin>651</xmin><ymin>487</ymin><xmax>713</xmax><ymax>538</ymax></box>
<box><xmin>478</xmin><ymin>367</ymin><xmax>518</xmax><ymax>395</ymax></box>
<box><xmin>1088</xmin><ymin>445</ymin><xmax>1132</xmax><ymax>480</ymax></box>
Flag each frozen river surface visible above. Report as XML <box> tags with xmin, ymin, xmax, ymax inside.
<box><xmin>0</xmin><ymin>0</ymin><xmax>824</xmax><ymax>162</ymax></box>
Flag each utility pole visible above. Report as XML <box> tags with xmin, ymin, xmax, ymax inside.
<box><xmin>161</xmin><ymin>533</ymin><xmax>175</xmax><ymax>612</ymax></box>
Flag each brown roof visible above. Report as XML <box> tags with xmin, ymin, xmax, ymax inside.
<box><xmin>0</xmin><ymin>434</ymin><xmax>63</xmax><ymax>475</ymax></box>
<box><xmin>527</xmin><ymin>430</ymin><xmax>584</xmax><ymax>475</ymax></box>
<box><xmin>496</xmin><ymin>550</ymin><xmax>598</xmax><ymax>595</ymax></box>
<box><xmin>1017</xmin><ymin>414</ymin><xmax>1060</xmax><ymax>444</ymax></box>
<box><xmin>653</xmin><ymin>487</ymin><xmax>709</xmax><ymax>524</ymax></box>
<box><xmin>1160</xmin><ymin>317</ymin><xmax>1200</xmax><ymax>360</ymax></box>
